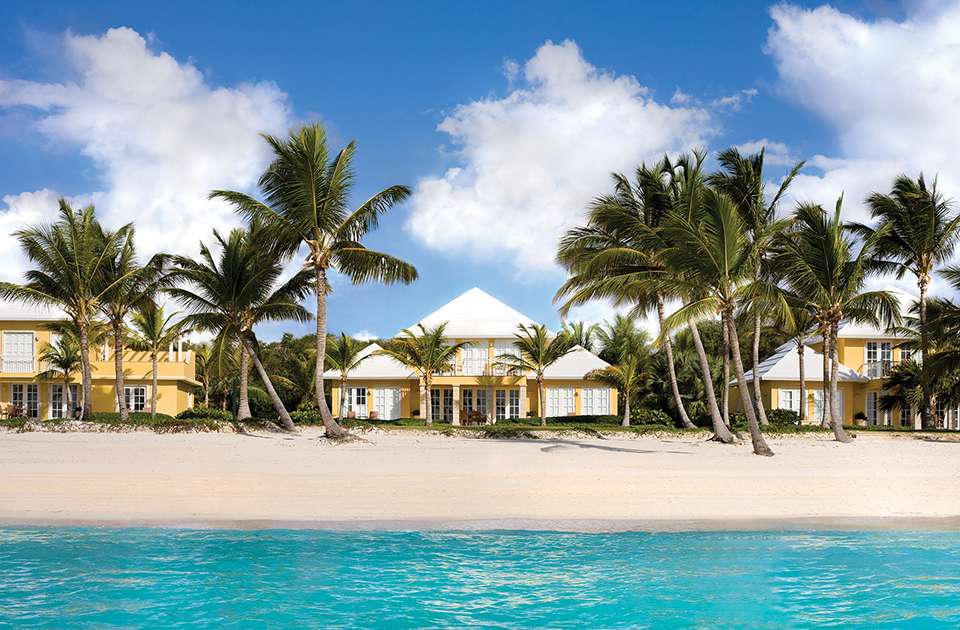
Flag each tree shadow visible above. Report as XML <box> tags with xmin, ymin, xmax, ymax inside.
<box><xmin>537</xmin><ymin>439</ymin><xmax>693</xmax><ymax>455</ymax></box>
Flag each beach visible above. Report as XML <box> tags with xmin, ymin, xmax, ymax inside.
<box><xmin>1</xmin><ymin>428</ymin><xmax>959</xmax><ymax>531</ymax></box>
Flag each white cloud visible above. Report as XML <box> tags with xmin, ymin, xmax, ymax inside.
<box><xmin>352</xmin><ymin>330</ymin><xmax>379</xmax><ymax>342</ymax></box>
<box><xmin>765</xmin><ymin>2</ymin><xmax>960</xmax><ymax>224</ymax></box>
<box><xmin>407</xmin><ymin>39</ymin><xmax>715</xmax><ymax>277</ymax></box>
<box><xmin>0</xmin><ymin>27</ymin><xmax>290</xmax><ymax>279</ymax></box>
<box><xmin>735</xmin><ymin>138</ymin><xmax>798</xmax><ymax>168</ymax></box>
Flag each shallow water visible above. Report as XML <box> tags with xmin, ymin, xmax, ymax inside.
<box><xmin>1</xmin><ymin>528</ymin><xmax>958</xmax><ymax>628</ymax></box>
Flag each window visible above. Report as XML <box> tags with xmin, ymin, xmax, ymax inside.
<box><xmin>124</xmin><ymin>386</ymin><xmax>147</xmax><ymax>412</ymax></box>
<box><xmin>474</xmin><ymin>389</ymin><xmax>487</xmax><ymax>414</ymax></box>
<box><xmin>900</xmin><ymin>348</ymin><xmax>917</xmax><ymax>363</ymax></box>
<box><xmin>12</xmin><ymin>383</ymin><xmax>39</xmax><ymax>418</ymax></box>
<box><xmin>372</xmin><ymin>387</ymin><xmax>401</xmax><ymax>420</ymax></box>
<box><xmin>443</xmin><ymin>389</ymin><xmax>454</xmax><ymax>421</ymax></box>
<box><xmin>547</xmin><ymin>388</ymin><xmax>575</xmax><ymax>417</ymax></box>
<box><xmin>581</xmin><ymin>388</ymin><xmax>610</xmax><ymax>416</ymax></box>
<box><xmin>866</xmin><ymin>392</ymin><xmax>878</xmax><ymax>426</ymax></box>
<box><xmin>509</xmin><ymin>390</ymin><xmax>520</xmax><ymax>418</ymax></box>
<box><xmin>463</xmin><ymin>389</ymin><xmax>473</xmax><ymax>411</ymax></box>
<box><xmin>493</xmin><ymin>341</ymin><xmax>520</xmax><ymax>375</ymax></box>
<box><xmin>2</xmin><ymin>331</ymin><xmax>34</xmax><ymax>373</ymax></box>
<box><xmin>495</xmin><ymin>389</ymin><xmax>506</xmax><ymax>420</ymax></box>
<box><xmin>50</xmin><ymin>384</ymin><xmax>79</xmax><ymax>419</ymax></box>
<box><xmin>430</xmin><ymin>389</ymin><xmax>453</xmax><ymax>421</ymax></box>
<box><xmin>779</xmin><ymin>389</ymin><xmax>801</xmax><ymax>415</ymax></box>
<box><xmin>461</xmin><ymin>343</ymin><xmax>487</xmax><ymax>376</ymax></box>
<box><xmin>495</xmin><ymin>389</ymin><xmax>519</xmax><ymax>420</ymax></box>
<box><xmin>900</xmin><ymin>406</ymin><xmax>913</xmax><ymax>427</ymax></box>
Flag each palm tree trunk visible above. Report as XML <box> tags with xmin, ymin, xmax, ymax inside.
<box><xmin>425</xmin><ymin>374</ymin><xmax>433</xmax><ymax>426</ymax></box>
<box><xmin>753</xmin><ymin>314</ymin><xmax>769</xmax><ymax>425</ymax></box>
<box><xmin>539</xmin><ymin>377</ymin><xmax>547</xmax><ymax>427</ymax></box>
<box><xmin>204</xmin><ymin>383</ymin><xmax>209</xmax><ymax>408</ymax></box>
<box><xmin>798</xmin><ymin>343</ymin><xmax>807</xmax><ymax>425</ymax></box>
<box><xmin>78</xmin><ymin>318</ymin><xmax>92</xmax><ymax>422</ymax></box>
<box><xmin>688</xmin><ymin>318</ymin><xmax>733</xmax><ymax>443</ymax></box>
<box><xmin>339</xmin><ymin>376</ymin><xmax>346</xmax><ymax>422</ymax></box>
<box><xmin>830</xmin><ymin>320</ymin><xmax>853</xmax><ymax>443</ymax></box>
<box><xmin>722</xmin><ymin>315</ymin><xmax>730</xmax><ymax>427</ymax></box>
<box><xmin>919</xmin><ymin>279</ymin><xmax>933</xmax><ymax>429</ymax></box>
<box><xmin>621</xmin><ymin>388</ymin><xmax>630</xmax><ymax>427</ymax></box>
<box><xmin>113</xmin><ymin>322</ymin><xmax>128</xmax><ymax>422</ymax></box>
<box><xmin>239</xmin><ymin>334</ymin><xmax>296</xmax><ymax>432</ymax></box>
<box><xmin>65</xmin><ymin>375</ymin><xmax>72</xmax><ymax>419</ymax></box>
<box><xmin>658</xmin><ymin>295</ymin><xmax>695</xmax><ymax>428</ymax></box>
<box><xmin>726</xmin><ymin>310</ymin><xmax>774</xmax><ymax>456</ymax></box>
<box><xmin>314</xmin><ymin>267</ymin><xmax>348</xmax><ymax>438</ymax></box>
<box><xmin>821</xmin><ymin>329</ymin><xmax>832</xmax><ymax>428</ymax></box>
<box><xmin>151</xmin><ymin>353</ymin><xmax>158</xmax><ymax>421</ymax></box>
<box><xmin>238</xmin><ymin>342</ymin><xmax>251</xmax><ymax>420</ymax></box>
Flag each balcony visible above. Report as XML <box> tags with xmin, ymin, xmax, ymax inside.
<box><xmin>0</xmin><ymin>357</ymin><xmax>35</xmax><ymax>373</ymax></box>
<box><xmin>861</xmin><ymin>360</ymin><xmax>895</xmax><ymax>379</ymax></box>
<box><xmin>431</xmin><ymin>360</ymin><xmax>526</xmax><ymax>378</ymax></box>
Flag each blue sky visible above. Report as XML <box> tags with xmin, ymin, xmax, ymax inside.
<box><xmin>0</xmin><ymin>0</ymin><xmax>955</xmax><ymax>341</ymax></box>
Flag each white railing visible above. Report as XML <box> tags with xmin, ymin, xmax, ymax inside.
<box><xmin>0</xmin><ymin>357</ymin><xmax>35</xmax><ymax>373</ymax></box>
<box><xmin>861</xmin><ymin>360</ymin><xmax>894</xmax><ymax>379</ymax></box>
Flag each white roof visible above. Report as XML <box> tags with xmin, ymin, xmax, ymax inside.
<box><xmin>835</xmin><ymin>285</ymin><xmax>917</xmax><ymax>339</ymax></box>
<box><xmin>0</xmin><ymin>298</ymin><xmax>68</xmax><ymax>322</ymax></box>
<box><xmin>739</xmin><ymin>341</ymin><xmax>869</xmax><ymax>384</ymax></box>
<box><xmin>323</xmin><ymin>343</ymin><xmax>417</xmax><ymax>380</ymax></box>
<box><xmin>543</xmin><ymin>346</ymin><xmax>611</xmax><ymax>379</ymax></box>
<box><xmin>407</xmin><ymin>287</ymin><xmax>546</xmax><ymax>339</ymax></box>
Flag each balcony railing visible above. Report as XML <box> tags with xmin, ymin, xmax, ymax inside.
<box><xmin>0</xmin><ymin>357</ymin><xmax>35</xmax><ymax>373</ymax></box>
<box><xmin>430</xmin><ymin>360</ymin><xmax>526</xmax><ymax>377</ymax></box>
<box><xmin>862</xmin><ymin>360</ymin><xmax>894</xmax><ymax>379</ymax></box>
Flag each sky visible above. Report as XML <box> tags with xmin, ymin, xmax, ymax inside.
<box><xmin>0</xmin><ymin>0</ymin><xmax>957</xmax><ymax>342</ymax></box>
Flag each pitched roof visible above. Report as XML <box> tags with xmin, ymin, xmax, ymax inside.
<box><xmin>543</xmin><ymin>346</ymin><xmax>610</xmax><ymax>379</ymax></box>
<box><xmin>834</xmin><ymin>284</ymin><xmax>918</xmax><ymax>339</ymax></box>
<box><xmin>738</xmin><ymin>341</ymin><xmax>869</xmax><ymax>384</ymax></box>
<box><xmin>323</xmin><ymin>343</ymin><xmax>417</xmax><ymax>380</ymax></box>
<box><xmin>407</xmin><ymin>287</ymin><xmax>547</xmax><ymax>339</ymax></box>
<box><xmin>0</xmin><ymin>299</ymin><xmax>68</xmax><ymax>322</ymax></box>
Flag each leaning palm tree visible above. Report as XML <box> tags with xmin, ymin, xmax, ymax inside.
<box><xmin>377</xmin><ymin>322</ymin><xmax>474</xmax><ymax>425</ymax></box>
<box><xmin>773</xmin><ymin>198</ymin><xmax>900</xmax><ymax>442</ymax></box>
<box><xmin>493</xmin><ymin>323</ymin><xmax>576</xmax><ymax>426</ymax></box>
<box><xmin>659</xmin><ymin>188</ymin><xmax>774</xmax><ymax>456</ymax></box>
<box><xmin>709</xmin><ymin>146</ymin><xmax>803</xmax><ymax>425</ymax></box>
<box><xmin>586</xmin><ymin>353</ymin><xmax>645</xmax><ymax>426</ymax></box>
<box><xmin>125</xmin><ymin>304</ymin><xmax>186</xmax><ymax>420</ymax></box>
<box><xmin>210</xmin><ymin>121</ymin><xmax>418</xmax><ymax>438</ymax></box>
<box><xmin>851</xmin><ymin>174</ymin><xmax>960</xmax><ymax>429</ymax></box>
<box><xmin>0</xmin><ymin>200</ymin><xmax>125</xmax><ymax>421</ymax></box>
<box><xmin>97</xmin><ymin>226</ymin><xmax>167</xmax><ymax>422</ymax></box>
<box><xmin>167</xmin><ymin>227</ymin><xmax>314</xmax><ymax>432</ymax></box>
<box><xmin>325</xmin><ymin>333</ymin><xmax>375</xmax><ymax>421</ymax></box>
<box><xmin>34</xmin><ymin>333</ymin><xmax>84</xmax><ymax>419</ymax></box>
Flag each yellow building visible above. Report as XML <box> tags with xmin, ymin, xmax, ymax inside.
<box><xmin>323</xmin><ymin>288</ymin><xmax>615</xmax><ymax>423</ymax></box>
<box><xmin>0</xmin><ymin>301</ymin><xmax>199</xmax><ymax>419</ymax></box>
<box><xmin>732</xmin><ymin>286</ymin><xmax>958</xmax><ymax>429</ymax></box>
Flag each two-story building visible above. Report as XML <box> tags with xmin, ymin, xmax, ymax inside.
<box><xmin>734</xmin><ymin>285</ymin><xmax>959</xmax><ymax>429</ymax></box>
<box><xmin>323</xmin><ymin>288</ymin><xmax>615</xmax><ymax>423</ymax></box>
<box><xmin>0</xmin><ymin>300</ymin><xmax>199</xmax><ymax>418</ymax></box>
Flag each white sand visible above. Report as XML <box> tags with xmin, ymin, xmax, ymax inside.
<box><xmin>1</xmin><ymin>427</ymin><xmax>959</xmax><ymax>531</ymax></box>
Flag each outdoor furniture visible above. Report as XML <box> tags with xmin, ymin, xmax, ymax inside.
<box><xmin>2</xmin><ymin>405</ymin><xmax>23</xmax><ymax>419</ymax></box>
<box><xmin>464</xmin><ymin>410</ymin><xmax>487</xmax><ymax>426</ymax></box>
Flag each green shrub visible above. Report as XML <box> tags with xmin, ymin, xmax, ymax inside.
<box><xmin>177</xmin><ymin>407</ymin><xmax>233</xmax><ymax>422</ymax></box>
<box><xmin>630</xmin><ymin>408</ymin><xmax>673</xmax><ymax>427</ymax></box>
<box><xmin>548</xmin><ymin>414</ymin><xmax>621</xmax><ymax>425</ymax></box>
<box><xmin>766</xmin><ymin>408</ymin><xmax>800</xmax><ymax>426</ymax></box>
<box><xmin>290</xmin><ymin>409</ymin><xmax>326</xmax><ymax>425</ymax></box>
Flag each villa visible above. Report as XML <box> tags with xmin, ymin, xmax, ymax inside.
<box><xmin>732</xmin><ymin>285</ymin><xmax>959</xmax><ymax>429</ymax></box>
<box><xmin>323</xmin><ymin>288</ymin><xmax>616</xmax><ymax>423</ymax></box>
<box><xmin>0</xmin><ymin>300</ymin><xmax>199</xmax><ymax>418</ymax></box>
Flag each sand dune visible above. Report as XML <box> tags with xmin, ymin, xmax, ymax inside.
<box><xmin>1</xmin><ymin>428</ymin><xmax>958</xmax><ymax>531</ymax></box>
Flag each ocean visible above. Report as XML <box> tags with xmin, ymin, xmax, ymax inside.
<box><xmin>1</xmin><ymin>528</ymin><xmax>958</xmax><ymax>628</ymax></box>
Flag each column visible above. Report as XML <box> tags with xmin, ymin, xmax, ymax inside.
<box><xmin>452</xmin><ymin>384</ymin><xmax>461</xmax><ymax>426</ymax></box>
<box><xmin>519</xmin><ymin>383</ymin><xmax>527</xmax><ymax>419</ymax></box>
<box><xmin>486</xmin><ymin>386</ymin><xmax>494</xmax><ymax>424</ymax></box>
<box><xmin>419</xmin><ymin>383</ymin><xmax>426</xmax><ymax>420</ymax></box>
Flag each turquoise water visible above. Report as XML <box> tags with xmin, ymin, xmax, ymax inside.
<box><xmin>1</xmin><ymin>529</ymin><xmax>959</xmax><ymax>629</ymax></box>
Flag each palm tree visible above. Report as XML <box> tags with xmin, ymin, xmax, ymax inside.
<box><xmin>193</xmin><ymin>342</ymin><xmax>214</xmax><ymax>408</ymax></box>
<box><xmin>851</xmin><ymin>174</ymin><xmax>960</xmax><ymax>429</ymax></box>
<box><xmin>0</xmin><ymin>200</ymin><xmax>125</xmax><ymax>421</ymax></box>
<box><xmin>659</xmin><ymin>188</ymin><xmax>774</xmax><ymax>456</ymax></box>
<box><xmin>273</xmin><ymin>349</ymin><xmax>319</xmax><ymax>410</ymax></box>
<box><xmin>492</xmin><ymin>323</ymin><xmax>575</xmax><ymax>426</ymax></box>
<box><xmin>586</xmin><ymin>353</ymin><xmax>645</xmax><ymax>426</ymax></box>
<box><xmin>594</xmin><ymin>314</ymin><xmax>650</xmax><ymax>366</ymax></box>
<box><xmin>325</xmin><ymin>333</ymin><xmax>375</xmax><ymax>421</ymax></box>
<box><xmin>34</xmin><ymin>333</ymin><xmax>84</xmax><ymax>419</ymax></box>
<box><xmin>210</xmin><ymin>121</ymin><xmax>418</xmax><ymax>438</ymax></box>
<box><xmin>125</xmin><ymin>304</ymin><xmax>186</xmax><ymax>420</ymax></box>
<box><xmin>778</xmin><ymin>305</ymin><xmax>821</xmax><ymax>425</ymax></box>
<box><xmin>709</xmin><ymin>147</ymin><xmax>803</xmax><ymax>425</ymax></box>
<box><xmin>377</xmin><ymin>322</ymin><xmax>474</xmax><ymax>425</ymax></box>
<box><xmin>561</xmin><ymin>321</ymin><xmax>598</xmax><ymax>353</ymax></box>
<box><xmin>773</xmin><ymin>198</ymin><xmax>900</xmax><ymax>442</ymax></box>
<box><xmin>97</xmin><ymin>226</ymin><xmax>167</xmax><ymax>422</ymax></box>
<box><xmin>168</xmin><ymin>226</ymin><xmax>314</xmax><ymax>431</ymax></box>
<box><xmin>555</xmin><ymin>154</ymin><xmax>701</xmax><ymax>430</ymax></box>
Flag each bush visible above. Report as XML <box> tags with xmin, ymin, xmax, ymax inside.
<box><xmin>766</xmin><ymin>408</ymin><xmax>800</xmax><ymax>426</ymax></box>
<box><xmin>548</xmin><ymin>414</ymin><xmax>621</xmax><ymax>425</ymax></box>
<box><xmin>177</xmin><ymin>407</ymin><xmax>233</xmax><ymax>422</ymax></box>
<box><xmin>290</xmin><ymin>409</ymin><xmax>325</xmax><ymax>425</ymax></box>
<box><xmin>630</xmin><ymin>408</ymin><xmax>673</xmax><ymax>427</ymax></box>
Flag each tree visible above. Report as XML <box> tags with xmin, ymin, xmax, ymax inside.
<box><xmin>0</xmin><ymin>201</ymin><xmax>126</xmax><ymax>421</ymax></box>
<box><xmin>774</xmin><ymin>198</ymin><xmax>900</xmax><ymax>442</ymax></box>
<box><xmin>210</xmin><ymin>121</ymin><xmax>417</xmax><ymax>438</ymax></box>
<box><xmin>493</xmin><ymin>323</ymin><xmax>575</xmax><ymax>427</ymax></box>
<box><xmin>325</xmin><ymin>333</ymin><xmax>375</xmax><ymax>421</ymax></box>
<box><xmin>125</xmin><ymin>304</ymin><xmax>186</xmax><ymax>420</ymax></box>
<box><xmin>97</xmin><ymin>226</ymin><xmax>167</xmax><ymax>422</ymax></box>
<box><xmin>709</xmin><ymin>147</ymin><xmax>802</xmax><ymax>425</ymax></box>
<box><xmin>377</xmin><ymin>322</ymin><xmax>474</xmax><ymax>425</ymax></box>
<box><xmin>168</xmin><ymin>226</ymin><xmax>314</xmax><ymax>431</ymax></box>
<box><xmin>594</xmin><ymin>314</ymin><xmax>650</xmax><ymax>366</ymax></box>
<box><xmin>560</xmin><ymin>321</ymin><xmax>598</xmax><ymax>353</ymax></box>
<box><xmin>778</xmin><ymin>305</ymin><xmax>820</xmax><ymax>425</ymax></box>
<box><xmin>659</xmin><ymin>188</ymin><xmax>775</xmax><ymax>456</ymax></box>
<box><xmin>34</xmin><ymin>332</ymin><xmax>84</xmax><ymax>419</ymax></box>
<box><xmin>586</xmin><ymin>353</ymin><xmax>645</xmax><ymax>426</ymax></box>
<box><xmin>852</xmin><ymin>174</ymin><xmax>960</xmax><ymax>429</ymax></box>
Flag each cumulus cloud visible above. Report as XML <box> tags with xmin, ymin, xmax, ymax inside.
<box><xmin>0</xmin><ymin>27</ymin><xmax>290</xmax><ymax>279</ymax></box>
<box><xmin>765</xmin><ymin>2</ymin><xmax>960</xmax><ymax>223</ymax></box>
<box><xmin>407</xmin><ymin>39</ymin><xmax>715</xmax><ymax>277</ymax></box>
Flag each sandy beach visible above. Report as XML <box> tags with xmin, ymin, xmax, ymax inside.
<box><xmin>2</xmin><ymin>427</ymin><xmax>959</xmax><ymax>531</ymax></box>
